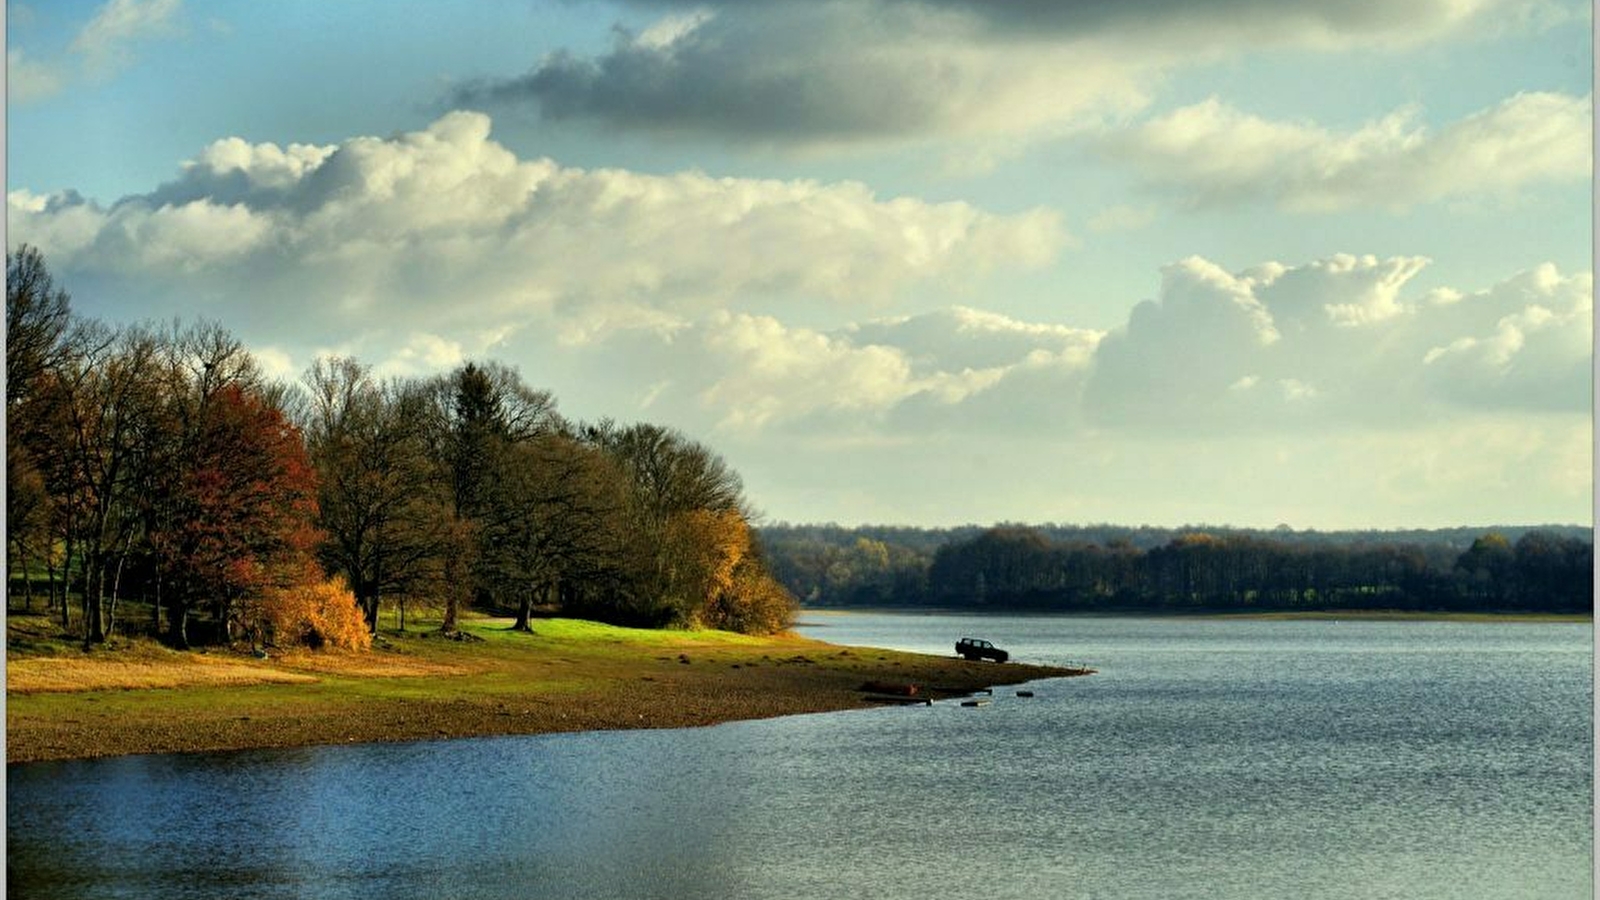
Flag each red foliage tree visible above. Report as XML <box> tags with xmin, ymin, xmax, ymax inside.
<box><xmin>152</xmin><ymin>384</ymin><xmax>322</xmax><ymax>647</ymax></box>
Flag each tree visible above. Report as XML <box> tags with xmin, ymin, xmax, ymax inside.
<box><xmin>682</xmin><ymin>510</ymin><xmax>797</xmax><ymax>634</ymax></box>
<box><xmin>664</xmin><ymin>508</ymin><xmax>751</xmax><ymax>621</ymax></box>
<box><xmin>301</xmin><ymin>358</ymin><xmax>449</xmax><ymax>632</ymax></box>
<box><xmin>6</xmin><ymin>244</ymin><xmax>73</xmax><ymax>407</ymax></box>
<box><xmin>30</xmin><ymin>322</ymin><xmax>170</xmax><ymax>644</ymax></box>
<box><xmin>6</xmin><ymin>246</ymin><xmax>76</xmax><ymax>612</ymax></box>
<box><xmin>150</xmin><ymin>382</ymin><xmax>321</xmax><ymax>647</ymax></box>
<box><xmin>577</xmin><ymin>421</ymin><xmax>794</xmax><ymax>632</ymax></box>
<box><xmin>583</xmin><ymin>421</ymin><xmax>750</xmax><ymax>625</ymax></box>
<box><xmin>6</xmin><ymin>440</ymin><xmax>53</xmax><ymax>612</ymax></box>
<box><xmin>482</xmin><ymin>434</ymin><xmax>628</xmax><ymax>632</ymax></box>
<box><xmin>420</xmin><ymin>361</ymin><xmax>560</xmax><ymax>632</ymax></box>
<box><xmin>1455</xmin><ymin>532</ymin><xmax>1515</xmax><ymax>605</ymax></box>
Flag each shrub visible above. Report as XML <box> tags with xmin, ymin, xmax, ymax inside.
<box><xmin>258</xmin><ymin>575</ymin><xmax>372</xmax><ymax>650</ymax></box>
<box><xmin>700</xmin><ymin>561</ymin><xmax>798</xmax><ymax>635</ymax></box>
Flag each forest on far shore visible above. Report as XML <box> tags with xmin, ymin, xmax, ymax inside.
<box><xmin>758</xmin><ymin>522</ymin><xmax>1593</xmax><ymax>614</ymax></box>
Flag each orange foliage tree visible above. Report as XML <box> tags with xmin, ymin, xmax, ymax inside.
<box><xmin>670</xmin><ymin>508</ymin><xmax>796</xmax><ymax>635</ymax></box>
<box><xmin>245</xmin><ymin>575</ymin><xmax>372</xmax><ymax>650</ymax></box>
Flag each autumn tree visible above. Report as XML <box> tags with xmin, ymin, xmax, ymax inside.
<box><xmin>150</xmin><ymin>382</ymin><xmax>317</xmax><ymax>645</ymax></box>
<box><xmin>29</xmin><ymin>322</ymin><xmax>171</xmax><ymax>644</ymax></box>
<box><xmin>581</xmin><ymin>420</ymin><xmax>793</xmax><ymax>631</ymax></box>
<box><xmin>670</xmin><ymin>509</ymin><xmax>796</xmax><ymax>634</ymax></box>
<box><xmin>301</xmin><ymin>358</ymin><xmax>449</xmax><ymax>632</ymax></box>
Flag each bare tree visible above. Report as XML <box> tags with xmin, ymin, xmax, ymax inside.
<box><xmin>301</xmin><ymin>359</ymin><xmax>449</xmax><ymax>632</ymax></box>
<box><xmin>482</xmin><ymin>435</ymin><xmax>627</xmax><ymax>632</ymax></box>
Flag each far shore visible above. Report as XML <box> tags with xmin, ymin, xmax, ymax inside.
<box><xmin>5</xmin><ymin>612</ymin><xmax>1087</xmax><ymax>765</ymax></box>
<box><xmin>798</xmin><ymin>607</ymin><xmax>1591</xmax><ymax>623</ymax></box>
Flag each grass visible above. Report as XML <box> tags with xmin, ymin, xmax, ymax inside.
<box><xmin>6</xmin><ymin>608</ymin><xmax>1083</xmax><ymax>763</ymax></box>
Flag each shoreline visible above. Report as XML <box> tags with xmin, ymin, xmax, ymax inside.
<box><xmin>6</xmin><ymin>615</ymin><xmax>1086</xmax><ymax>765</ymax></box>
<box><xmin>798</xmin><ymin>607</ymin><xmax>1591</xmax><ymax>623</ymax></box>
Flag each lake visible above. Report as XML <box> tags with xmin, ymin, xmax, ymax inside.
<box><xmin>8</xmin><ymin>613</ymin><xmax>1593</xmax><ymax>899</ymax></box>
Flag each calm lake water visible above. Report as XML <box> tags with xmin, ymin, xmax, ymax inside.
<box><xmin>8</xmin><ymin>613</ymin><xmax>1593</xmax><ymax>899</ymax></box>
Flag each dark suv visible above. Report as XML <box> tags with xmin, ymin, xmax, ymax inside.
<box><xmin>955</xmin><ymin>637</ymin><xmax>1009</xmax><ymax>663</ymax></box>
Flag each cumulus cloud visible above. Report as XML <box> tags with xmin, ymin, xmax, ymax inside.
<box><xmin>1101</xmin><ymin>92</ymin><xmax>1592</xmax><ymax>211</ymax></box>
<box><xmin>8</xmin><ymin>110</ymin><xmax>1066</xmax><ymax>355</ymax></box>
<box><xmin>451</xmin><ymin>0</ymin><xmax>1546</xmax><ymax>149</ymax></box>
<box><xmin>1083</xmin><ymin>254</ymin><xmax>1591</xmax><ymax>431</ymax></box>
<box><xmin>1419</xmin><ymin>264</ymin><xmax>1593</xmax><ymax>411</ymax></box>
<box><xmin>696</xmin><ymin>313</ymin><xmax>919</xmax><ymax>431</ymax></box>
<box><xmin>848</xmin><ymin>307</ymin><xmax>1096</xmax><ymax>371</ymax></box>
<box><xmin>548</xmin><ymin>255</ymin><xmax>1589</xmax><ymax>526</ymax></box>
<box><xmin>550</xmin><ymin>305</ymin><xmax>1099</xmax><ymax>437</ymax></box>
<box><xmin>543</xmin><ymin>254</ymin><xmax>1591</xmax><ymax>446</ymax></box>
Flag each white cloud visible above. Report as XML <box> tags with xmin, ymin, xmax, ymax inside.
<box><xmin>697</xmin><ymin>312</ymin><xmax>917</xmax><ymax>431</ymax></box>
<box><xmin>373</xmin><ymin>333</ymin><xmax>468</xmax><ymax>379</ymax></box>
<box><xmin>7</xmin><ymin>49</ymin><xmax>65</xmax><ymax>103</ymax></box>
<box><xmin>1257</xmin><ymin>253</ymin><xmax>1431</xmax><ymax>327</ymax></box>
<box><xmin>71</xmin><ymin>0</ymin><xmax>185</xmax><ymax>76</ymax></box>
<box><xmin>7</xmin><ymin>190</ymin><xmax>105</xmax><ymax>259</ymax></box>
<box><xmin>1102</xmin><ymin>92</ymin><xmax>1592</xmax><ymax>211</ymax></box>
<box><xmin>9</xmin><ymin>110</ymin><xmax>1066</xmax><ymax>368</ymax></box>
<box><xmin>7</xmin><ymin>0</ymin><xmax>190</xmax><ymax>103</ymax></box>
<box><xmin>1083</xmin><ymin>254</ymin><xmax>1592</xmax><ymax>431</ymax></box>
<box><xmin>250</xmin><ymin>345</ymin><xmax>297</xmax><ymax>382</ymax></box>
<box><xmin>1419</xmin><ymin>264</ymin><xmax>1593</xmax><ymax>410</ymax></box>
<box><xmin>848</xmin><ymin>306</ymin><xmax>1101</xmax><ymax>374</ymax></box>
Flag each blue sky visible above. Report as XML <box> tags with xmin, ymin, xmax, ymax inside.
<box><xmin>6</xmin><ymin>0</ymin><xmax>1594</xmax><ymax>528</ymax></box>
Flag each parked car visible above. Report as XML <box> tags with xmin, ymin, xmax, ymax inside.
<box><xmin>955</xmin><ymin>637</ymin><xmax>1009</xmax><ymax>663</ymax></box>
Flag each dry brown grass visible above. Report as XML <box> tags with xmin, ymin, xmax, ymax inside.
<box><xmin>7</xmin><ymin>656</ymin><xmax>319</xmax><ymax>693</ymax></box>
<box><xmin>267</xmin><ymin>650</ymin><xmax>470</xmax><ymax>679</ymax></box>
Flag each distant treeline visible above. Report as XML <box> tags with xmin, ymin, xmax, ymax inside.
<box><xmin>759</xmin><ymin>523</ymin><xmax>1593</xmax><ymax>614</ymax></box>
<box><xmin>7</xmin><ymin>245</ymin><xmax>795</xmax><ymax>651</ymax></box>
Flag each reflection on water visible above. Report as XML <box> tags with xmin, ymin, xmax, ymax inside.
<box><xmin>9</xmin><ymin>615</ymin><xmax>1593</xmax><ymax>899</ymax></box>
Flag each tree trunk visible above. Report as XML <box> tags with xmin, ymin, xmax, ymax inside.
<box><xmin>106</xmin><ymin>535</ymin><xmax>132</xmax><ymax>639</ymax></box>
<box><xmin>83</xmin><ymin>561</ymin><xmax>106</xmax><ymax>646</ymax></box>
<box><xmin>512</xmin><ymin>589</ymin><xmax>534</xmax><ymax>633</ymax></box>
<box><xmin>5</xmin><ymin>535</ymin><xmax>19</xmax><ymax>612</ymax></box>
<box><xmin>168</xmin><ymin>602</ymin><xmax>191</xmax><ymax>650</ymax></box>
<box><xmin>21</xmin><ymin>541</ymin><xmax>35</xmax><ymax>612</ymax></box>
<box><xmin>361</xmin><ymin>588</ymin><xmax>380</xmax><ymax>634</ymax></box>
<box><xmin>50</xmin><ymin>536</ymin><xmax>70</xmax><ymax>631</ymax></box>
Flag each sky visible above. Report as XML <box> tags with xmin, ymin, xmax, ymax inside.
<box><xmin>5</xmin><ymin>0</ymin><xmax>1594</xmax><ymax>530</ymax></box>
